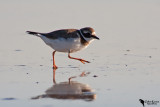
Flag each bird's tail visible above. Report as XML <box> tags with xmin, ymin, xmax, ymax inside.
<box><xmin>26</xmin><ymin>31</ymin><xmax>42</xmax><ymax>37</ymax></box>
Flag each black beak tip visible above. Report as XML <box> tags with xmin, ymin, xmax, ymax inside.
<box><xmin>92</xmin><ymin>35</ymin><xmax>100</xmax><ymax>40</ymax></box>
<box><xmin>95</xmin><ymin>36</ymin><xmax>100</xmax><ymax>40</ymax></box>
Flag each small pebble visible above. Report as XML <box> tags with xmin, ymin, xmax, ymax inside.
<box><xmin>15</xmin><ymin>65</ymin><xmax>26</xmax><ymax>66</ymax></box>
<box><xmin>2</xmin><ymin>98</ymin><xmax>16</xmax><ymax>100</ymax></box>
<box><xmin>14</xmin><ymin>49</ymin><xmax>22</xmax><ymax>51</ymax></box>
<box><xmin>93</xmin><ymin>75</ymin><xmax>98</xmax><ymax>77</ymax></box>
<box><xmin>106</xmin><ymin>88</ymin><xmax>111</xmax><ymax>91</ymax></box>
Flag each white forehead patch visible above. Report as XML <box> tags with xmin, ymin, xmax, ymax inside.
<box><xmin>92</xmin><ymin>32</ymin><xmax>96</xmax><ymax>35</ymax></box>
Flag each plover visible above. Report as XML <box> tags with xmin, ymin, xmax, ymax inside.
<box><xmin>26</xmin><ymin>27</ymin><xmax>99</xmax><ymax>69</ymax></box>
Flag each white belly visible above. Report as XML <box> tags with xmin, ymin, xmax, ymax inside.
<box><xmin>40</xmin><ymin>36</ymin><xmax>88</xmax><ymax>53</ymax></box>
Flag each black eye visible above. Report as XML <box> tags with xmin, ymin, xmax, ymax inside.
<box><xmin>84</xmin><ymin>33</ymin><xmax>91</xmax><ymax>38</ymax></box>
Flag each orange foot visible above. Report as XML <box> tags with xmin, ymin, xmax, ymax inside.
<box><xmin>78</xmin><ymin>59</ymin><xmax>90</xmax><ymax>64</ymax></box>
<box><xmin>68</xmin><ymin>53</ymin><xmax>90</xmax><ymax>64</ymax></box>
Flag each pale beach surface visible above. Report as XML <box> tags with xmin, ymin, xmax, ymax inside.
<box><xmin>0</xmin><ymin>0</ymin><xmax>160</xmax><ymax>107</ymax></box>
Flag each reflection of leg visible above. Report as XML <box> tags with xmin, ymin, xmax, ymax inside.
<box><xmin>68</xmin><ymin>72</ymin><xmax>90</xmax><ymax>84</ymax></box>
<box><xmin>68</xmin><ymin>52</ymin><xmax>90</xmax><ymax>64</ymax></box>
<box><xmin>68</xmin><ymin>76</ymin><xmax>77</xmax><ymax>84</ymax></box>
<box><xmin>53</xmin><ymin>69</ymin><xmax>56</xmax><ymax>84</ymax></box>
<box><xmin>52</xmin><ymin>51</ymin><xmax>58</xmax><ymax>69</ymax></box>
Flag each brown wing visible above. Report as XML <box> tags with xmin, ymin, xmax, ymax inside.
<box><xmin>43</xmin><ymin>29</ymin><xmax>79</xmax><ymax>39</ymax></box>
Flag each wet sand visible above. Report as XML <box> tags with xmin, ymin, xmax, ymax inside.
<box><xmin>0</xmin><ymin>0</ymin><xmax>160</xmax><ymax>107</ymax></box>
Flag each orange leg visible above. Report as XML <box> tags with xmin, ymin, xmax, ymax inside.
<box><xmin>68</xmin><ymin>53</ymin><xmax>90</xmax><ymax>64</ymax></box>
<box><xmin>52</xmin><ymin>51</ymin><xmax>58</xmax><ymax>69</ymax></box>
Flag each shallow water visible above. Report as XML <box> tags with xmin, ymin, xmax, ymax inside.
<box><xmin>0</xmin><ymin>0</ymin><xmax>160</xmax><ymax>107</ymax></box>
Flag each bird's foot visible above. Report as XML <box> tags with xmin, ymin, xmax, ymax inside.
<box><xmin>79</xmin><ymin>59</ymin><xmax>90</xmax><ymax>64</ymax></box>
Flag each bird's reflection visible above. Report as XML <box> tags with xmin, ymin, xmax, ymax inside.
<box><xmin>32</xmin><ymin>69</ymin><xmax>96</xmax><ymax>101</ymax></box>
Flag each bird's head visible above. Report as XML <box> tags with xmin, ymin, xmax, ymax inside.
<box><xmin>80</xmin><ymin>27</ymin><xmax>99</xmax><ymax>42</ymax></box>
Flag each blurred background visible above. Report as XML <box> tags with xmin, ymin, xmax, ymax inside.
<box><xmin>0</xmin><ymin>0</ymin><xmax>160</xmax><ymax>107</ymax></box>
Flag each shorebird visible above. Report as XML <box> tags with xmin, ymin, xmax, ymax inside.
<box><xmin>26</xmin><ymin>27</ymin><xmax>99</xmax><ymax>69</ymax></box>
